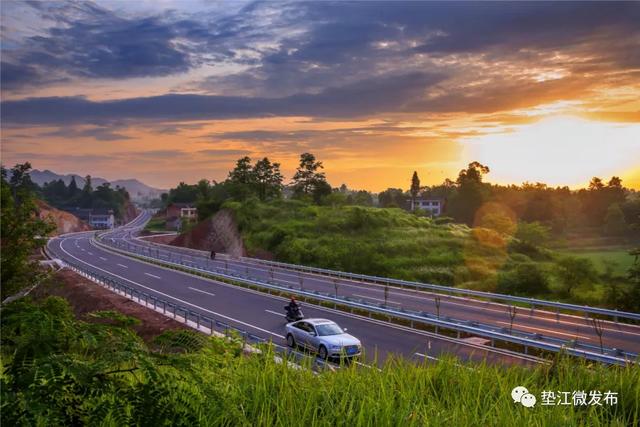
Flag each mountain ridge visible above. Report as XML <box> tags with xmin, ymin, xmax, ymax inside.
<box><xmin>29</xmin><ymin>169</ymin><xmax>166</xmax><ymax>202</ymax></box>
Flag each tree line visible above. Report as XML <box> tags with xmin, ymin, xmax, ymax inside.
<box><xmin>38</xmin><ymin>173</ymin><xmax>131</xmax><ymax>220</ymax></box>
<box><xmin>159</xmin><ymin>154</ymin><xmax>639</xmax><ymax>240</ymax></box>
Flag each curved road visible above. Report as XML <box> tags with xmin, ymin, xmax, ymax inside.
<box><xmin>103</xmin><ymin>212</ymin><xmax>640</xmax><ymax>356</ymax></box>
<box><xmin>48</xmin><ymin>217</ymin><xmax>545</xmax><ymax>367</ymax></box>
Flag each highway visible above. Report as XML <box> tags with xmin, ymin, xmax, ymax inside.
<box><xmin>47</xmin><ymin>214</ymin><xmax>547</xmax><ymax>367</ymax></box>
<box><xmin>102</xmin><ymin>211</ymin><xmax>640</xmax><ymax>357</ymax></box>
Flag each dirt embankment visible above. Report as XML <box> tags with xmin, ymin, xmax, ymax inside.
<box><xmin>123</xmin><ymin>199</ymin><xmax>138</xmax><ymax>223</ymax></box>
<box><xmin>170</xmin><ymin>209</ymin><xmax>246</xmax><ymax>258</ymax></box>
<box><xmin>33</xmin><ymin>269</ymin><xmax>187</xmax><ymax>342</ymax></box>
<box><xmin>36</xmin><ymin>200</ymin><xmax>91</xmax><ymax>235</ymax></box>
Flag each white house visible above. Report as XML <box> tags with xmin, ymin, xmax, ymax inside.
<box><xmin>409</xmin><ymin>198</ymin><xmax>444</xmax><ymax>216</ymax></box>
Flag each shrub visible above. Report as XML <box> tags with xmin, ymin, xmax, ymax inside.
<box><xmin>497</xmin><ymin>263</ymin><xmax>550</xmax><ymax>295</ymax></box>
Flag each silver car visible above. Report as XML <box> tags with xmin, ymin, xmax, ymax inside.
<box><xmin>285</xmin><ymin>318</ymin><xmax>362</xmax><ymax>360</ymax></box>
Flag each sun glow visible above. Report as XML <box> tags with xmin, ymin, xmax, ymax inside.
<box><xmin>463</xmin><ymin>116</ymin><xmax>640</xmax><ymax>188</ymax></box>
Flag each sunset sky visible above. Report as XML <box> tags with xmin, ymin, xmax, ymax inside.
<box><xmin>1</xmin><ymin>1</ymin><xmax>639</xmax><ymax>191</ymax></box>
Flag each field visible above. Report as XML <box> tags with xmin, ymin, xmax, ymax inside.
<box><xmin>143</xmin><ymin>215</ymin><xmax>168</xmax><ymax>232</ymax></box>
<box><xmin>557</xmin><ymin>248</ymin><xmax>634</xmax><ymax>276</ymax></box>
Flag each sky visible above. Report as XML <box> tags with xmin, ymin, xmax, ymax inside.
<box><xmin>1</xmin><ymin>1</ymin><xmax>639</xmax><ymax>191</ymax></box>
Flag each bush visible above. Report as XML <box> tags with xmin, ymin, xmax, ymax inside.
<box><xmin>497</xmin><ymin>263</ymin><xmax>550</xmax><ymax>295</ymax></box>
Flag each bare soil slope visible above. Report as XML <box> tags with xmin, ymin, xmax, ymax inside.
<box><xmin>33</xmin><ymin>269</ymin><xmax>187</xmax><ymax>342</ymax></box>
<box><xmin>170</xmin><ymin>209</ymin><xmax>246</xmax><ymax>258</ymax></box>
<box><xmin>36</xmin><ymin>200</ymin><xmax>91</xmax><ymax>235</ymax></box>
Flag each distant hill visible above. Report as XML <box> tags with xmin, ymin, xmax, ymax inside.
<box><xmin>29</xmin><ymin>169</ymin><xmax>166</xmax><ymax>202</ymax></box>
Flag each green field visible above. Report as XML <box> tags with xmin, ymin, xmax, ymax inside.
<box><xmin>144</xmin><ymin>216</ymin><xmax>168</xmax><ymax>232</ymax></box>
<box><xmin>557</xmin><ymin>249</ymin><xmax>634</xmax><ymax>276</ymax></box>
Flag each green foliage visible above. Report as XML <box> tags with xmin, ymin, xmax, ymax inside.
<box><xmin>515</xmin><ymin>221</ymin><xmax>550</xmax><ymax>247</ymax></box>
<box><xmin>555</xmin><ymin>256</ymin><xmax>598</xmax><ymax>297</ymax></box>
<box><xmin>40</xmin><ymin>174</ymin><xmax>131</xmax><ymax>220</ymax></box>
<box><xmin>291</xmin><ymin>153</ymin><xmax>330</xmax><ymax>202</ymax></box>
<box><xmin>446</xmin><ymin>162</ymin><xmax>491</xmax><ymax>225</ymax></box>
<box><xmin>378</xmin><ymin>187</ymin><xmax>406</xmax><ymax>208</ymax></box>
<box><xmin>2</xmin><ymin>296</ymin><xmax>639</xmax><ymax>426</ymax></box>
<box><xmin>604</xmin><ymin>203</ymin><xmax>628</xmax><ymax>236</ymax></box>
<box><xmin>497</xmin><ymin>262</ymin><xmax>550</xmax><ymax>295</ymax></box>
<box><xmin>1</xmin><ymin>163</ymin><xmax>56</xmax><ymax>299</ymax></box>
<box><xmin>0</xmin><ymin>297</ymin><xmax>234</xmax><ymax>426</ymax></box>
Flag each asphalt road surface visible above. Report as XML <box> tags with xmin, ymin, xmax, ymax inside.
<box><xmin>49</xmin><ymin>228</ymin><xmax>545</xmax><ymax>367</ymax></box>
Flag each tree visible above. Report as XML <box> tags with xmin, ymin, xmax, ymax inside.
<box><xmin>196</xmin><ymin>179</ymin><xmax>211</xmax><ymax>201</ymax></box>
<box><xmin>497</xmin><ymin>263</ymin><xmax>550</xmax><ymax>295</ymax></box>
<box><xmin>626</xmin><ymin>248</ymin><xmax>640</xmax><ymax>311</ymax></box>
<box><xmin>410</xmin><ymin>171</ymin><xmax>420</xmax><ymax>211</ymax></box>
<box><xmin>67</xmin><ymin>176</ymin><xmax>80</xmax><ymax>200</ymax></box>
<box><xmin>515</xmin><ymin>221</ymin><xmax>550</xmax><ymax>247</ymax></box>
<box><xmin>555</xmin><ymin>256</ymin><xmax>597</xmax><ymax>297</ymax></box>
<box><xmin>79</xmin><ymin>175</ymin><xmax>93</xmax><ymax>208</ymax></box>
<box><xmin>347</xmin><ymin>190</ymin><xmax>373</xmax><ymax>206</ymax></box>
<box><xmin>253</xmin><ymin>157</ymin><xmax>284</xmax><ymax>201</ymax></box>
<box><xmin>604</xmin><ymin>203</ymin><xmax>628</xmax><ymax>236</ymax></box>
<box><xmin>1</xmin><ymin>163</ymin><xmax>56</xmax><ymax>299</ymax></box>
<box><xmin>446</xmin><ymin>161</ymin><xmax>490</xmax><ymax>225</ymax></box>
<box><xmin>291</xmin><ymin>153</ymin><xmax>328</xmax><ymax>201</ymax></box>
<box><xmin>378</xmin><ymin>188</ymin><xmax>405</xmax><ymax>208</ymax></box>
<box><xmin>588</xmin><ymin>177</ymin><xmax>604</xmax><ymax>191</ymax></box>
<box><xmin>227</xmin><ymin>156</ymin><xmax>255</xmax><ymax>185</ymax></box>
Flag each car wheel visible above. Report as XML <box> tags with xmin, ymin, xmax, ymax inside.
<box><xmin>318</xmin><ymin>345</ymin><xmax>328</xmax><ymax>360</ymax></box>
<box><xmin>286</xmin><ymin>334</ymin><xmax>296</xmax><ymax>348</ymax></box>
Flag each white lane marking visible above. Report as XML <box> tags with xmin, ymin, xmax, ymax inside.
<box><xmin>89</xmin><ymin>239</ymin><xmax>550</xmax><ymax>365</ymax></box>
<box><xmin>188</xmin><ymin>287</ymin><xmax>216</xmax><ymax>297</ymax></box>
<box><xmin>87</xmin><ymin>251</ymin><xmax>94</xmax><ymax>256</ymax></box>
<box><xmin>229</xmin><ymin>259</ymin><xmax>640</xmax><ymax>330</ymax></box>
<box><xmin>117</xmin><ymin>263</ymin><xmax>129</xmax><ymax>269</ymax></box>
<box><xmin>415</xmin><ymin>352</ymin><xmax>440</xmax><ymax>361</ymax></box>
<box><xmin>265</xmin><ymin>309</ymin><xmax>283</xmax><ymax>316</ymax></box>
<box><xmin>58</xmin><ymin>238</ymin><xmax>285</xmax><ymax>339</ymax></box>
<box><xmin>144</xmin><ymin>272</ymin><xmax>161</xmax><ymax>279</ymax></box>
<box><xmin>99</xmin><ymin>257</ymin><xmax>107</xmax><ymax>261</ymax></box>
<box><xmin>495</xmin><ymin>321</ymin><xmax>592</xmax><ymax>340</ymax></box>
<box><xmin>353</xmin><ymin>293</ymin><xmax>401</xmax><ymax>305</ymax></box>
<box><xmin>99</xmin><ymin>241</ymin><xmax>546</xmax><ymax>365</ymax></box>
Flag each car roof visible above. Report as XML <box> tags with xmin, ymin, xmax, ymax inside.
<box><xmin>300</xmin><ymin>318</ymin><xmax>336</xmax><ymax>326</ymax></box>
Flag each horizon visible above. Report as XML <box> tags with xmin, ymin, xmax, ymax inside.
<box><xmin>18</xmin><ymin>162</ymin><xmax>639</xmax><ymax>194</ymax></box>
<box><xmin>2</xmin><ymin>1</ymin><xmax>639</xmax><ymax>191</ymax></box>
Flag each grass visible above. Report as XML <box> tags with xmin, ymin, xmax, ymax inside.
<box><xmin>3</xmin><ymin>295</ymin><xmax>639</xmax><ymax>426</ymax></box>
<box><xmin>144</xmin><ymin>216</ymin><xmax>169</xmax><ymax>232</ymax></box>
<box><xmin>556</xmin><ymin>248</ymin><xmax>634</xmax><ymax>276</ymax></box>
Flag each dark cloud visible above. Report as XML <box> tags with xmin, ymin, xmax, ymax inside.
<box><xmin>1</xmin><ymin>72</ymin><xmax>442</xmax><ymax>124</ymax></box>
<box><xmin>196</xmin><ymin>2</ymin><xmax>640</xmax><ymax>97</ymax></box>
<box><xmin>2</xmin><ymin>1</ymin><xmax>638</xmax><ymax>123</ymax></box>
<box><xmin>38</xmin><ymin>126</ymin><xmax>132</xmax><ymax>141</ymax></box>
<box><xmin>2</xmin><ymin>1</ymin><xmax>196</xmax><ymax>88</ymax></box>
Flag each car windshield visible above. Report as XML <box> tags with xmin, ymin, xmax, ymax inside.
<box><xmin>315</xmin><ymin>323</ymin><xmax>343</xmax><ymax>336</ymax></box>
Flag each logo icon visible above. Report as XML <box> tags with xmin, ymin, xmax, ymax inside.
<box><xmin>512</xmin><ymin>386</ymin><xmax>537</xmax><ymax>407</ymax></box>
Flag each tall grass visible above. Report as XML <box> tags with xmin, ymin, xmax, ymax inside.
<box><xmin>220</xmin><ymin>347</ymin><xmax>639</xmax><ymax>426</ymax></box>
<box><xmin>2</xmin><ymin>297</ymin><xmax>638</xmax><ymax>426</ymax></box>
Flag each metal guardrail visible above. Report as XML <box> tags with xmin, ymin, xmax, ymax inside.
<box><xmin>238</xmin><ymin>258</ymin><xmax>640</xmax><ymax>323</ymax></box>
<box><xmin>102</xmin><ymin>217</ymin><xmax>640</xmax><ymax>324</ymax></box>
<box><xmin>46</xmin><ymin>241</ymin><xmax>349</xmax><ymax>371</ymax></box>
<box><xmin>93</xmin><ymin>237</ymin><xmax>637</xmax><ymax>366</ymax></box>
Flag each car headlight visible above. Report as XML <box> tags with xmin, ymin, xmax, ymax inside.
<box><xmin>330</xmin><ymin>345</ymin><xmax>342</xmax><ymax>350</ymax></box>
